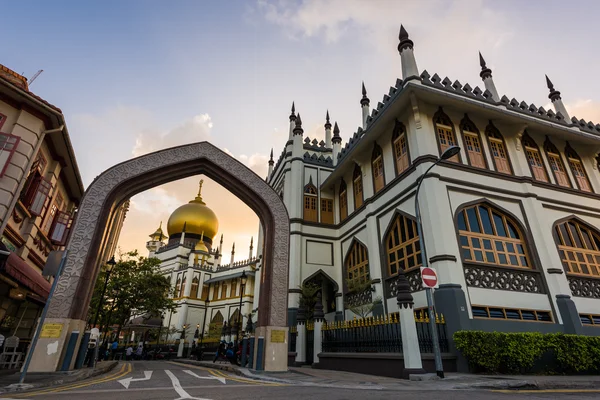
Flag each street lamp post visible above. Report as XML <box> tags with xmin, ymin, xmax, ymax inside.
<box><xmin>92</xmin><ymin>256</ymin><xmax>117</xmax><ymax>328</ymax></box>
<box><xmin>199</xmin><ymin>298</ymin><xmax>210</xmax><ymax>349</ymax></box>
<box><xmin>236</xmin><ymin>271</ymin><xmax>247</xmax><ymax>346</ymax></box>
<box><xmin>414</xmin><ymin>145</ymin><xmax>460</xmax><ymax>379</ymax></box>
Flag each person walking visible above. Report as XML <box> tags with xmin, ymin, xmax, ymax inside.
<box><xmin>126</xmin><ymin>345</ymin><xmax>133</xmax><ymax>361</ymax></box>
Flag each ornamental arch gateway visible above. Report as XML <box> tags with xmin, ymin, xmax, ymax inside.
<box><xmin>29</xmin><ymin>142</ymin><xmax>290</xmax><ymax>372</ymax></box>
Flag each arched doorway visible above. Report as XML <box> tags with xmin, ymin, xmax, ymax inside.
<box><xmin>29</xmin><ymin>141</ymin><xmax>289</xmax><ymax>372</ymax></box>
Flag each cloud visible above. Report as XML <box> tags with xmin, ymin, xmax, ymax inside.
<box><xmin>132</xmin><ymin>113</ymin><xmax>214</xmax><ymax>157</ymax></box>
<box><xmin>566</xmin><ymin>99</ymin><xmax>600</xmax><ymax>123</ymax></box>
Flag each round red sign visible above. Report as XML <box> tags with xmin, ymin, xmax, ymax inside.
<box><xmin>421</xmin><ymin>267</ymin><xmax>438</xmax><ymax>288</ymax></box>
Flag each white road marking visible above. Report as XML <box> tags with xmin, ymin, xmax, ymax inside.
<box><xmin>165</xmin><ymin>369</ymin><xmax>212</xmax><ymax>400</ymax></box>
<box><xmin>183</xmin><ymin>370</ymin><xmax>227</xmax><ymax>385</ymax></box>
<box><xmin>422</xmin><ymin>274</ymin><xmax>437</xmax><ymax>280</ymax></box>
<box><xmin>118</xmin><ymin>370</ymin><xmax>153</xmax><ymax>389</ymax></box>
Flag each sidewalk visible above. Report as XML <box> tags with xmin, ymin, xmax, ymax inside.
<box><xmin>0</xmin><ymin>361</ymin><xmax>118</xmax><ymax>394</ymax></box>
<box><xmin>172</xmin><ymin>359</ymin><xmax>600</xmax><ymax>391</ymax></box>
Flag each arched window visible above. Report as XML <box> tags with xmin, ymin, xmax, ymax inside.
<box><xmin>212</xmin><ymin>283</ymin><xmax>220</xmax><ymax>300</ymax></box>
<box><xmin>209</xmin><ymin>311</ymin><xmax>224</xmax><ymax>336</ymax></box>
<box><xmin>554</xmin><ymin>219</ymin><xmax>600</xmax><ymax>277</ymax></box>
<box><xmin>320</xmin><ymin>198</ymin><xmax>334</xmax><ymax>224</ymax></box>
<box><xmin>392</xmin><ymin>120</ymin><xmax>409</xmax><ymax>174</ymax></box>
<box><xmin>522</xmin><ymin>133</ymin><xmax>548</xmax><ymax>182</ymax></box>
<box><xmin>345</xmin><ymin>240</ymin><xmax>370</xmax><ymax>287</ymax></box>
<box><xmin>433</xmin><ymin>107</ymin><xmax>460</xmax><ymax>163</ymax></box>
<box><xmin>353</xmin><ymin>164</ymin><xmax>364</xmax><ymax>209</ymax></box>
<box><xmin>457</xmin><ymin>203</ymin><xmax>531</xmax><ymax>269</ymax></box>
<box><xmin>303</xmin><ymin>180</ymin><xmax>318</xmax><ymax>222</ymax></box>
<box><xmin>180</xmin><ymin>276</ymin><xmax>186</xmax><ymax>298</ymax></box>
<box><xmin>175</xmin><ymin>277</ymin><xmax>182</xmax><ymax>298</ymax></box>
<box><xmin>544</xmin><ymin>138</ymin><xmax>570</xmax><ymax>188</ymax></box>
<box><xmin>485</xmin><ymin>122</ymin><xmax>511</xmax><ymax>174</ymax></box>
<box><xmin>230</xmin><ymin>280</ymin><xmax>237</xmax><ymax>297</ymax></box>
<box><xmin>565</xmin><ymin>144</ymin><xmax>592</xmax><ymax>192</ymax></box>
<box><xmin>190</xmin><ymin>276</ymin><xmax>199</xmax><ymax>298</ymax></box>
<box><xmin>221</xmin><ymin>283</ymin><xmax>228</xmax><ymax>299</ymax></box>
<box><xmin>371</xmin><ymin>143</ymin><xmax>385</xmax><ymax>193</ymax></box>
<box><xmin>386</xmin><ymin>214</ymin><xmax>421</xmax><ymax>277</ymax></box>
<box><xmin>201</xmin><ymin>284</ymin><xmax>209</xmax><ymax>300</ymax></box>
<box><xmin>460</xmin><ymin>114</ymin><xmax>486</xmax><ymax>169</ymax></box>
<box><xmin>339</xmin><ymin>179</ymin><xmax>348</xmax><ymax>221</ymax></box>
<box><xmin>229</xmin><ymin>309</ymin><xmax>241</xmax><ymax>326</ymax></box>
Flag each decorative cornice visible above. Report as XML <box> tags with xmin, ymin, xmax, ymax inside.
<box><xmin>429</xmin><ymin>254</ymin><xmax>457</xmax><ymax>264</ymax></box>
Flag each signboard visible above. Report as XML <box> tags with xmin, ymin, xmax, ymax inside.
<box><xmin>421</xmin><ymin>267</ymin><xmax>439</xmax><ymax>289</ymax></box>
<box><xmin>270</xmin><ymin>330</ymin><xmax>286</xmax><ymax>343</ymax></box>
<box><xmin>42</xmin><ymin>250</ymin><xmax>64</xmax><ymax>277</ymax></box>
<box><xmin>40</xmin><ymin>323</ymin><xmax>63</xmax><ymax>338</ymax></box>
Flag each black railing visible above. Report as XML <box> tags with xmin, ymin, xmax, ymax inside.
<box><xmin>321</xmin><ymin>314</ymin><xmax>448</xmax><ymax>354</ymax></box>
<box><xmin>288</xmin><ymin>327</ymin><xmax>297</xmax><ymax>353</ymax></box>
<box><xmin>306</xmin><ymin>324</ymin><xmax>314</xmax><ymax>365</ymax></box>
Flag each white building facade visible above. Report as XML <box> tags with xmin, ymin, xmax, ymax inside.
<box><xmin>256</xmin><ymin>26</ymin><xmax>600</xmax><ymax>341</ymax></box>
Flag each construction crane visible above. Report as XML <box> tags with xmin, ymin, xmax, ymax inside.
<box><xmin>28</xmin><ymin>70</ymin><xmax>43</xmax><ymax>86</ymax></box>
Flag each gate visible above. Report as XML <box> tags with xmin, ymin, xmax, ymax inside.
<box><xmin>306</xmin><ymin>322</ymin><xmax>314</xmax><ymax>365</ymax></box>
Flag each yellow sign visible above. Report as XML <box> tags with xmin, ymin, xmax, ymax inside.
<box><xmin>40</xmin><ymin>323</ymin><xmax>63</xmax><ymax>338</ymax></box>
<box><xmin>270</xmin><ymin>330</ymin><xmax>285</xmax><ymax>343</ymax></box>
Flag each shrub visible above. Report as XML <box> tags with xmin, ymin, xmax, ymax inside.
<box><xmin>454</xmin><ymin>331</ymin><xmax>600</xmax><ymax>375</ymax></box>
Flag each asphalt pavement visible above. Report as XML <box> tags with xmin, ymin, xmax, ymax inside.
<box><xmin>1</xmin><ymin>361</ymin><xmax>598</xmax><ymax>400</ymax></box>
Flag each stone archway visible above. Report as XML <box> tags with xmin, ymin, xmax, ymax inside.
<box><xmin>29</xmin><ymin>142</ymin><xmax>289</xmax><ymax>372</ymax></box>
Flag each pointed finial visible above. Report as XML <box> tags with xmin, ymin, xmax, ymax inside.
<box><xmin>479</xmin><ymin>52</ymin><xmax>486</xmax><ymax>68</ymax></box>
<box><xmin>289</xmin><ymin>101</ymin><xmax>296</xmax><ymax>121</ymax></box>
<box><xmin>191</xmin><ymin>179</ymin><xmax>206</xmax><ymax>204</ymax></box>
<box><xmin>360</xmin><ymin>81</ymin><xmax>370</xmax><ymax>106</ymax></box>
<box><xmin>545</xmin><ymin>74</ymin><xmax>554</xmax><ymax>90</ymax></box>
<box><xmin>250</xmin><ymin>236</ymin><xmax>253</xmax><ymax>248</ymax></box>
<box><xmin>398</xmin><ymin>24</ymin><xmax>414</xmax><ymax>53</ymax></box>
<box><xmin>159</xmin><ymin>221</ymin><xmax>162</xmax><ymax>229</ymax></box>
<box><xmin>293</xmin><ymin>113</ymin><xmax>304</xmax><ymax>135</ymax></box>
<box><xmin>182</xmin><ymin>221</ymin><xmax>187</xmax><ymax>232</ymax></box>
<box><xmin>232</xmin><ymin>242</ymin><xmax>235</xmax><ymax>252</ymax></box>
<box><xmin>324</xmin><ymin>110</ymin><xmax>332</xmax><ymax>129</ymax></box>
<box><xmin>291</xmin><ymin>101</ymin><xmax>295</xmax><ymax>113</ymax></box>
<box><xmin>197</xmin><ymin>179</ymin><xmax>204</xmax><ymax>197</ymax></box>
<box><xmin>270</xmin><ymin>148</ymin><xmax>273</xmax><ymax>159</ymax></box>
<box><xmin>220</xmin><ymin>233</ymin><xmax>223</xmax><ymax>243</ymax></box>
<box><xmin>326</xmin><ymin>110</ymin><xmax>330</xmax><ymax>122</ymax></box>
<box><xmin>545</xmin><ymin>75</ymin><xmax>561</xmax><ymax>101</ymax></box>
<box><xmin>268</xmin><ymin>148</ymin><xmax>274</xmax><ymax>165</ymax></box>
<box><xmin>479</xmin><ymin>51</ymin><xmax>492</xmax><ymax>79</ymax></box>
<box><xmin>332</xmin><ymin>121</ymin><xmax>341</xmax><ymax>144</ymax></box>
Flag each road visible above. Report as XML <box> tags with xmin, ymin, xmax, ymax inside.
<box><xmin>3</xmin><ymin>361</ymin><xmax>599</xmax><ymax>400</ymax></box>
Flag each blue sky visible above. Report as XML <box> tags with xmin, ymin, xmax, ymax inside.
<box><xmin>2</xmin><ymin>0</ymin><xmax>599</xmax><ymax>260</ymax></box>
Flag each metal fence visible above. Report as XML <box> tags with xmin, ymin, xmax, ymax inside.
<box><xmin>288</xmin><ymin>326</ymin><xmax>297</xmax><ymax>353</ymax></box>
<box><xmin>306</xmin><ymin>322</ymin><xmax>314</xmax><ymax>364</ymax></box>
<box><xmin>321</xmin><ymin>311</ymin><xmax>448</xmax><ymax>354</ymax></box>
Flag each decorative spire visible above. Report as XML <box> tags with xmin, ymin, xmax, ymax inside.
<box><xmin>182</xmin><ymin>221</ymin><xmax>187</xmax><ymax>233</ymax></box>
<box><xmin>396</xmin><ymin>272</ymin><xmax>414</xmax><ymax>308</ymax></box>
<box><xmin>190</xmin><ymin>179</ymin><xmax>206</xmax><ymax>205</ymax></box>
<box><xmin>293</xmin><ymin>113</ymin><xmax>304</xmax><ymax>136</ymax></box>
<box><xmin>546</xmin><ymin>75</ymin><xmax>561</xmax><ymax>101</ymax></box>
<box><xmin>332</xmin><ymin>121</ymin><xmax>342</xmax><ymax>144</ymax></box>
<box><xmin>479</xmin><ymin>51</ymin><xmax>492</xmax><ymax>79</ymax></box>
<box><xmin>313</xmin><ymin>291</ymin><xmax>325</xmax><ymax>320</ymax></box>
<box><xmin>220</xmin><ymin>234</ymin><xmax>223</xmax><ymax>245</ymax></box>
<box><xmin>397</xmin><ymin>24</ymin><xmax>414</xmax><ymax>53</ymax></box>
<box><xmin>289</xmin><ymin>101</ymin><xmax>296</xmax><ymax>121</ymax></box>
<box><xmin>360</xmin><ymin>81</ymin><xmax>370</xmax><ymax>106</ymax></box>
<box><xmin>250</xmin><ymin>236</ymin><xmax>253</xmax><ymax>248</ymax></box>
<box><xmin>324</xmin><ymin>110</ymin><xmax>331</xmax><ymax>129</ymax></box>
<box><xmin>268</xmin><ymin>148</ymin><xmax>274</xmax><ymax>165</ymax></box>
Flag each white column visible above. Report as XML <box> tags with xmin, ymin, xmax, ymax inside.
<box><xmin>183</xmin><ymin>269</ymin><xmax>193</xmax><ymax>297</ymax></box>
<box><xmin>365</xmin><ymin>215</ymin><xmax>385</xmax><ymax>301</ymax></box>
<box><xmin>482</xmin><ymin>76</ymin><xmax>500</xmax><ymax>102</ymax></box>
<box><xmin>295</xmin><ymin>322</ymin><xmax>306</xmax><ymax>364</ymax></box>
<box><xmin>399</xmin><ymin>304</ymin><xmax>424</xmax><ymax>371</ymax></box>
<box><xmin>313</xmin><ymin>319</ymin><xmax>323</xmax><ymax>365</ymax></box>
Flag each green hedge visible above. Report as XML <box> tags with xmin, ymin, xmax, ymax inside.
<box><xmin>454</xmin><ymin>331</ymin><xmax>600</xmax><ymax>374</ymax></box>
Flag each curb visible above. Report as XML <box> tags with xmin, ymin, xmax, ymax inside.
<box><xmin>454</xmin><ymin>379</ymin><xmax>600</xmax><ymax>391</ymax></box>
<box><xmin>0</xmin><ymin>361</ymin><xmax>119</xmax><ymax>394</ymax></box>
<box><xmin>170</xmin><ymin>360</ymin><xmax>294</xmax><ymax>384</ymax></box>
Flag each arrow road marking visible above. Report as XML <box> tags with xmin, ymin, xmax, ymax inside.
<box><xmin>118</xmin><ymin>370</ymin><xmax>153</xmax><ymax>389</ymax></box>
<box><xmin>183</xmin><ymin>370</ymin><xmax>227</xmax><ymax>385</ymax></box>
<box><xmin>165</xmin><ymin>370</ymin><xmax>212</xmax><ymax>400</ymax></box>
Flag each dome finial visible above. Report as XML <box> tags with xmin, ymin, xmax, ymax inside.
<box><xmin>545</xmin><ymin>74</ymin><xmax>561</xmax><ymax>101</ymax></box>
<box><xmin>479</xmin><ymin>51</ymin><xmax>492</xmax><ymax>79</ymax></box>
<box><xmin>360</xmin><ymin>81</ymin><xmax>370</xmax><ymax>106</ymax></box>
<box><xmin>398</xmin><ymin>24</ymin><xmax>414</xmax><ymax>52</ymax></box>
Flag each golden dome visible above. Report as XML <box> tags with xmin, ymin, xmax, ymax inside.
<box><xmin>194</xmin><ymin>232</ymin><xmax>209</xmax><ymax>253</ymax></box>
<box><xmin>167</xmin><ymin>180</ymin><xmax>219</xmax><ymax>240</ymax></box>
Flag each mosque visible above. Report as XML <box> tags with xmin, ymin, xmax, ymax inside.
<box><xmin>148</xmin><ymin>25</ymin><xmax>600</xmax><ymax>347</ymax></box>
<box><xmin>145</xmin><ymin>180</ymin><xmax>258</xmax><ymax>345</ymax></box>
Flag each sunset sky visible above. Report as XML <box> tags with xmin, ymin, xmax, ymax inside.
<box><xmin>2</xmin><ymin>0</ymin><xmax>599</xmax><ymax>263</ymax></box>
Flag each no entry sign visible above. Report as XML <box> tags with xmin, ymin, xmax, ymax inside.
<box><xmin>421</xmin><ymin>267</ymin><xmax>439</xmax><ymax>289</ymax></box>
